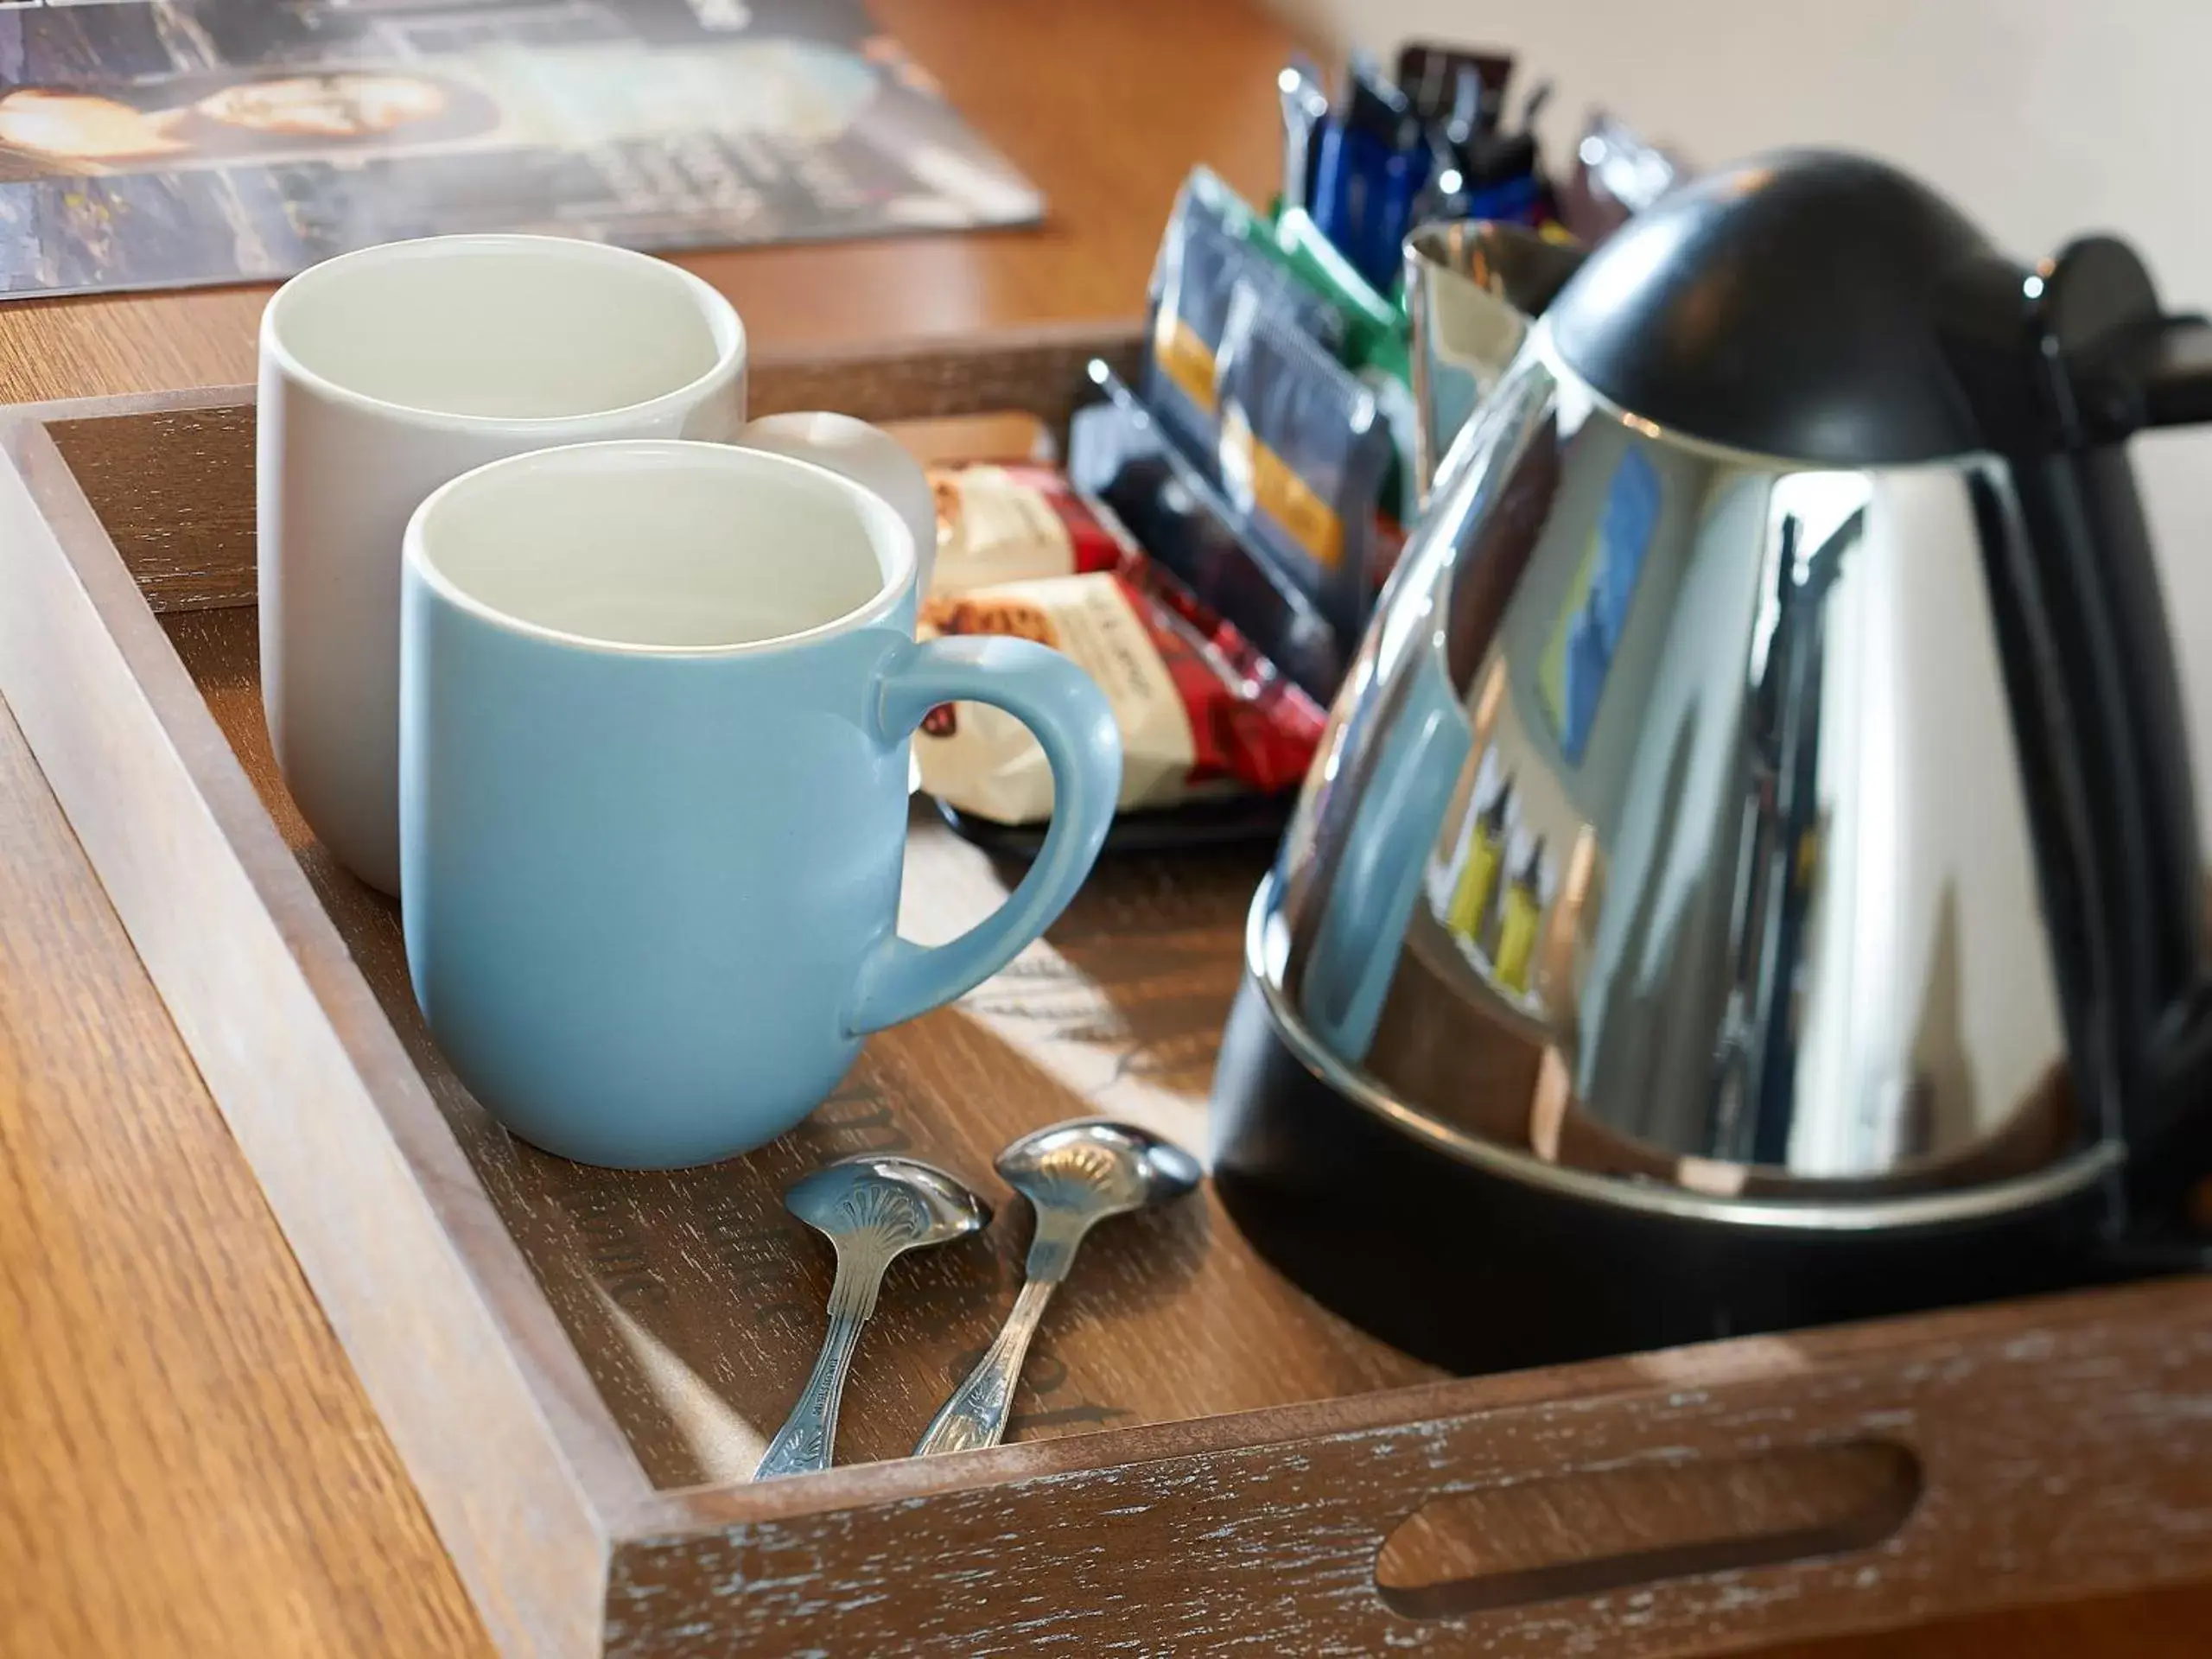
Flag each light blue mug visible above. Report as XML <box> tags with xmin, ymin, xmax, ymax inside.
<box><xmin>398</xmin><ymin>439</ymin><xmax>1122</xmax><ymax>1167</ymax></box>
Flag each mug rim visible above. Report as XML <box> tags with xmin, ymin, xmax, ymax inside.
<box><xmin>404</xmin><ymin>438</ymin><xmax>917</xmax><ymax>659</ymax></box>
<box><xmin>261</xmin><ymin>233</ymin><xmax>746</xmax><ymax>435</ymax></box>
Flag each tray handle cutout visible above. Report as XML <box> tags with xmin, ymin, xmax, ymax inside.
<box><xmin>1375</xmin><ymin>1439</ymin><xmax>1923</xmax><ymax>1620</ymax></box>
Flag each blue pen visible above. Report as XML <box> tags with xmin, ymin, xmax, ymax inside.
<box><xmin>1368</xmin><ymin>129</ymin><xmax>1430</xmax><ymax>289</ymax></box>
<box><xmin>1312</xmin><ymin>56</ymin><xmax>1427</xmax><ymax>293</ymax></box>
<box><xmin>1465</xmin><ymin>172</ymin><xmax>1544</xmax><ymax>226</ymax></box>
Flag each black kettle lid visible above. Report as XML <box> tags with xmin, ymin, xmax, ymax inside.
<box><xmin>1548</xmin><ymin>149</ymin><xmax>2012</xmax><ymax>465</ymax></box>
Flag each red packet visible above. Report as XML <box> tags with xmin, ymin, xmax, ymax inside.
<box><xmin>916</xmin><ymin>565</ymin><xmax>1325</xmax><ymax>825</ymax></box>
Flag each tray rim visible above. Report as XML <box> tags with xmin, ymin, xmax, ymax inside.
<box><xmin>3</xmin><ymin>359</ymin><xmax>2211</xmax><ymax>1656</ymax></box>
<box><xmin>0</xmin><ymin>393</ymin><xmax>626</xmax><ymax>1653</ymax></box>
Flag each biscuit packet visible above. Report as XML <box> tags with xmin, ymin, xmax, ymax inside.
<box><xmin>928</xmin><ymin>461</ymin><xmax>1139</xmax><ymax>594</ymax></box>
<box><xmin>914</xmin><ymin>565</ymin><xmax>1325</xmax><ymax>826</ymax></box>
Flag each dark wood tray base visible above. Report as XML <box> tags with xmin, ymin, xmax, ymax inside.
<box><xmin>1</xmin><ymin>326</ymin><xmax>2209</xmax><ymax>1657</ymax></box>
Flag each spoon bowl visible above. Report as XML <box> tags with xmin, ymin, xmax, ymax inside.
<box><xmin>996</xmin><ymin>1120</ymin><xmax>1204</xmax><ymax>1222</ymax></box>
<box><xmin>785</xmin><ymin>1155</ymin><xmax>992</xmax><ymax>1252</ymax></box>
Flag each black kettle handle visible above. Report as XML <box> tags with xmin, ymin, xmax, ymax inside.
<box><xmin>2056</xmin><ymin>234</ymin><xmax>2212</xmax><ymax>435</ymax></box>
<box><xmin>2108</xmin><ymin>312</ymin><xmax>2212</xmax><ymax>429</ymax></box>
<box><xmin>1954</xmin><ymin>235</ymin><xmax>2212</xmax><ymax>1231</ymax></box>
<box><xmin>2037</xmin><ymin>238</ymin><xmax>2212</xmax><ymax>1226</ymax></box>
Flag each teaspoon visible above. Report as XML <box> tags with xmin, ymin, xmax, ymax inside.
<box><xmin>755</xmin><ymin>1155</ymin><xmax>989</xmax><ymax>1480</ymax></box>
<box><xmin>913</xmin><ymin>1121</ymin><xmax>1200</xmax><ymax>1457</ymax></box>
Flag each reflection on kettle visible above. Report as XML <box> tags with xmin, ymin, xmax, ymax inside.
<box><xmin>1403</xmin><ymin>218</ymin><xmax>1586</xmax><ymax>499</ymax></box>
<box><xmin>1214</xmin><ymin>149</ymin><xmax>2212</xmax><ymax>1375</ymax></box>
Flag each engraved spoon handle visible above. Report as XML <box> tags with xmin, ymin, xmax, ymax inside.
<box><xmin>912</xmin><ymin>1272</ymin><xmax>1058</xmax><ymax>1457</ymax></box>
<box><xmin>912</xmin><ymin>1204</ymin><xmax>1092</xmax><ymax>1457</ymax></box>
<box><xmin>755</xmin><ymin>1252</ymin><xmax>882</xmax><ymax>1479</ymax></box>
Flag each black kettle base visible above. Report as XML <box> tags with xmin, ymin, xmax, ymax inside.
<box><xmin>1210</xmin><ymin>969</ymin><xmax>2129</xmax><ymax>1376</ymax></box>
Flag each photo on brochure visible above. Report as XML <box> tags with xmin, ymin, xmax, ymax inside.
<box><xmin>0</xmin><ymin>0</ymin><xmax>1043</xmax><ymax>299</ymax></box>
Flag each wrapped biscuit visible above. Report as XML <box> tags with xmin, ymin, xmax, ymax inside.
<box><xmin>928</xmin><ymin>461</ymin><xmax>1139</xmax><ymax>595</ymax></box>
<box><xmin>916</xmin><ymin>566</ymin><xmax>1325</xmax><ymax>825</ymax></box>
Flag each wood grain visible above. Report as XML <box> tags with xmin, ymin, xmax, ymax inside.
<box><xmin>1374</xmin><ymin>1441</ymin><xmax>1921</xmax><ymax>1612</ymax></box>
<box><xmin>605</xmin><ymin>1279</ymin><xmax>2212</xmax><ymax>1656</ymax></box>
<box><xmin>0</xmin><ymin>406</ymin><xmax>630</xmax><ymax>1656</ymax></box>
<box><xmin>0</xmin><ymin>0</ymin><xmax>2205</xmax><ymax>1646</ymax></box>
<box><xmin>0</xmin><ymin>694</ymin><xmax>481</xmax><ymax>1657</ymax></box>
<box><xmin>4</xmin><ymin>378</ymin><xmax>2211</xmax><ymax>1657</ymax></box>
<box><xmin>44</xmin><ymin>395</ymin><xmax>257</xmax><ymax>611</ymax></box>
<box><xmin>1773</xmin><ymin>1583</ymin><xmax>2212</xmax><ymax>1659</ymax></box>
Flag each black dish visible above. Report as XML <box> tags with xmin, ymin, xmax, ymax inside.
<box><xmin>931</xmin><ymin>791</ymin><xmax>1293</xmax><ymax>861</ymax></box>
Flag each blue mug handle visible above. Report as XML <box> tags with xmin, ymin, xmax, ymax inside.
<box><xmin>844</xmin><ymin>633</ymin><xmax>1122</xmax><ymax>1035</ymax></box>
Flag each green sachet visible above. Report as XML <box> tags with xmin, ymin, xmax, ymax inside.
<box><xmin>1178</xmin><ymin>167</ymin><xmax>1410</xmax><ymax>385</ymax></box>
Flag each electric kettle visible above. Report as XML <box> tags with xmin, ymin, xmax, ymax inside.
<box><xmin>1211</xmin><ymin>150</ymin><xmax>2212</xmax><ymax>1373</ymax></box>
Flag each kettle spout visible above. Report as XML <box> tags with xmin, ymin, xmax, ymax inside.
<box><xmin>1405</xmin><ymin>219</ymin><xmax>1586</xmax><ymax>499</ymax></box>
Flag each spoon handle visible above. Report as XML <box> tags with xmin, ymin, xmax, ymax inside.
<box><xmin>912</xmin><ymin>1273</ymin><xmax>1058</xmax><ymax>1457</ymax></box>
<box><xmin>755</xmin><ymin>1255</ymin><xmax>880</xmax><ymax>1479</ymax></box>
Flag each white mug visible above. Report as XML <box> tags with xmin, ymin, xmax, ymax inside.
<box><xmin>259</xmin><ymin>232</ymin><xmax>749</xmax><ymax>893</ymax></box>
<box><xmin>737</xmin><ymin>410</ymin><xmax>939</xmax><ymax>594</ymax></box>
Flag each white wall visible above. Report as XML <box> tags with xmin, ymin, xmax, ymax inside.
<box><xmin>1281</xmin><ymin>0</ymin><xmax>2212</xmax><ymax>847</ymax></box>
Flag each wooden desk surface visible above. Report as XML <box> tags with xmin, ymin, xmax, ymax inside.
<box><xmin>0</xmin><ymin>2</ymin><xmax>2202</xmax><ymax>1653</ymax></box>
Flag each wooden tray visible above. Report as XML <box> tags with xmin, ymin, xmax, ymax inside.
<box><xmin>2</xmin><ymin>322</ymin><xmax>2209</xmax><ymax>1658</ymax></box>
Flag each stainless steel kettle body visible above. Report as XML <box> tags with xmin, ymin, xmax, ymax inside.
<box><xmin>1211</xmin><ymin>152</ymin><xmax>2212</xmax><ymax>1372</ymax></box>
<box><xmin>1280</xmin><ymin>331</ymin><xmax>2094</xmax><ymax>1197</ymax></box>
